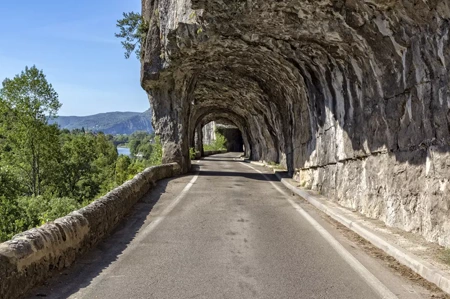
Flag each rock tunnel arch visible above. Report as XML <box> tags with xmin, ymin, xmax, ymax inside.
<box><xmin>190</xmin><ymin>108</ymin><xmax>253</xmax><ymax>159</ymax></box>
<box><xmin>140</xmin><ymin>0</ymin><xmax>450</xmax><ymax>247</ymax></box>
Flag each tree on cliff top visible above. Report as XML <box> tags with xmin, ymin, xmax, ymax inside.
<box><xmin>115</xmin><ymin>12</ymin><xmax>149</xmax><ymax>59</ymax></box>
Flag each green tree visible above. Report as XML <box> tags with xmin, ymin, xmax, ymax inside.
<box><xmin>115</xmin><ymin>155</ymin><xmax>131</xmax><ymax>185</ymax></box>
<box><xmin>0</xmin><ymin>196</ymin><xmax>27</xmax><ymax>242</ymax></box>
<box><xmin>115</xmin><ymin>12</ymin><xmax>149</xmax><ymax>59</ymax></box>
<box><xmin>128</xmin><ymin>131</ymin><xmax>155</xmax><ymax>158</ymax></box>
<box><xmin>138</xmin><ymin>142</ymin><xmax>152</xmax><ymax>159</ymax></box>
<box><xmin>149</xmin><ymin>136</ymin><xmax>162</xmax><ymax>165</ymax></box>
<box><xmin>0</xmin><ymin>66</ymin><xmax>61</xmax><ymax>196</ymax></box>
<box><xmin>56</xmin><ymin>133</ymin><xmax>97</xmax><ymax>201</ymax></box>
<box><xmin>92</xmin><ymin>133</ymin><xmax>119</xmax><ymax>196</ymax></box>
<box><xmin>129</xmin><ymin>138</ymin><xmax>142</xmax><ymax>156</ymax></box>
<box><xmin>0</xmin><ymin>165</ymin><xmax>23</xmax><ymax>199</ymax></box>
<box><xmin>114</xmin><ymin>134</ymin><xmax>129</xmax><ymax>145</ymax></box>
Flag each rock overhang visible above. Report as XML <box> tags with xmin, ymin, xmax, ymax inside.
<box><xmin>141</xmin><ymin>0</ymin><xmax>450</xmax><ymax>246</ymax></box>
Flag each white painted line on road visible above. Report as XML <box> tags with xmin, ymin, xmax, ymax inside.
<box><xmin>240</xmin><ymin>162</ymin><xmax>398</xmax><ymax>299</ymax></box>
<box><xmin>69</xmin><ymin>173</ymin><xmax>199</xmax><ymax>298</ymax></box>
<box><xmin>133</xmin><ymin>172</ymin><xmax>199</xmax><ymax>243</ymax></box>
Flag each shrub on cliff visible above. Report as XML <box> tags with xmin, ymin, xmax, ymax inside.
<box><xmin>115</xmin><ymin>12</ymin><xmax>149</xmax><ymax>59</ymax></box>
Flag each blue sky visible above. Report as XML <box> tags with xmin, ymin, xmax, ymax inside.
<box><xmin>0</xmin><ymin>0</ymin><xmax>149</xmax><ymax>116</ymax></box>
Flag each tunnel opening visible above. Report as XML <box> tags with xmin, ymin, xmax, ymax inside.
<box><xmin>141</xmin><ymin>0</ymin><xmax>450</xmax><ymax>247</ymax></box>
<box><xmin>202</xmin><ymin>121</ymin><xmax>244</xmax><ymax>153</ymax></box>
<box><xmin>217</xmin><ymin>126</ymin><xmax>244</xmax><ymax>153</ymax></box>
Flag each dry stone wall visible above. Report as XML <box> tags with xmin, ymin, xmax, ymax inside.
<box><xmin>0</xmin><ymin>163</ymin><xmax>180</xmax><ymax>299</ymax></box>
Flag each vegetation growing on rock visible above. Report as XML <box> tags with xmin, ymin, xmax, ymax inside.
<box><xmin>115</xmin><ymin>12</ymin><xmax>149</xmax><ymax>59</ymax></box>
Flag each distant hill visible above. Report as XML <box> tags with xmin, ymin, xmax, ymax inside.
<box><xmin>50</xmin><ymin>109</ymin><xmax>153</xmax><ymax>135</ymax></box>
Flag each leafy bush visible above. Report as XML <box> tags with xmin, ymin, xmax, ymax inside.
<box><xmin>0</xmin><ymin>166</ymin><xmax>23</xmax><ymax>199</ymax></box>
<box><xmin>148</xmin><ymin>136</ymin><xmax>162</xmax><ymax>165</ymax></box>
<box><xmin>0</xmin><ymin>196</ymin><xmax>81</xmax><ymax>242</ymax></box>
<box><xmin>204</xmin><ymin>131</ymin><xmax>227</xmax><ymax>151</ymax></box>
<box><xmin>189</xmin><ymin>147</ymin><xmax>196</xmax><ymax>160</ymax></box>
<box><xmin>17</xmin><ymin>196</ymin><xmax>82</xmax><ymax>226</ymax></box>
<box><xmin>0</xmin><ymin>196</ymin><xmax>27</xmax><ymax>242</ymax></box>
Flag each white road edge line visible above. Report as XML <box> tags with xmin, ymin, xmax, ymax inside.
<box><xmin>134</xmin><ymin>172</ymin><xmax>200</xmax><ymax>243</ymax></box>
<box><xmin>70</xmin><ymin>173</ymin><xmax>199</xmax><ymax>298</ymax></box>
<box><xmin>240</xmin><ymin>162</ymin><xmax>397</xmax><ymax>299</ymax></box>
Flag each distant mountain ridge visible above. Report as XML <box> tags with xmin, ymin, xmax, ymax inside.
<box><xmin>50</xmin><ymin>109</ymin><xmax>153</xmax><ymax>135</ymax></box>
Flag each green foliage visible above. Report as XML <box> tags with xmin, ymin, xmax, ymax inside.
<box><xmin>0</xmin><ymin>166</ymin><xmax>23</xmax><ymax>199</ymax></box>
<box><xmin>267</xmin><ymin>161</ymin><xmax>284</xmax><ymax>169</ymax></box>
<box><xmin>204</xmin><ymin>131</ymin><xmax>227</xmax><ymax>151</ymax></box>
<box><xmin>91</xmin><ymin>133</ymin><xmax>119</xmax><ymax>196</ymax></box>
<box><xmin>16</xmin><ymin>196</ymin><xmax>81</xmax><ymax>226</ymax></box>
<box><xmin>0</xmin><ymin>196</ymin><xmax>81</xmax><ymax>242</ymax></box>
<box><xmin>0</xmin><ymin>67</ymin><xmax>164</xmax><ymax>243</ymax></box>
<box><xmin>38</xmin><ymin>197</ymin><xmax>81</xmax><ymax>224</ymax></box>
<box><xmin>128</xmin><ymin>131</ymin><xmax>155</xmax><ymax>159</ymax></box>
<box><xmin>49</xmin><ymin>132</ymin><xmax>118</xmax><ymax>202</ymax></box>
<box><xmin>149</xmin><ymin>136</ymin><xmax>162</xmax><ymax>165</ymax></box>
<box><xmin>0</xmin><ymin>196</ymin><xmax>27</xmax><ymax>242</ymax></box>
<box><xmin>189</xmin><ymin>147</ymin><xmax>196</xmax><ymax>160</ymax></box>
<box><xmin>115</xmin><ymin>12</ymin><xmax>149</xmax><ymax>59</ymax></box>
<box><xmin>114</xmin><ymin>134</ymin><xmax>162</xmax><ymax>185</ymax></box>
<box><xmin>129</xmin><ymin>136</ymin><xmax>142</xmax><ymax>156</ymax></box>
<box><xmin>115</xmin><ymin>155</ymin><xmax>131</xmax><ymax>185</ymax></box>
<box><xmin>0</xmin><ymin>66</ymin><xmax>61</xmax><ymax>196</ymax></box>
<box><xmin>114</xmin><ymin>134</ymin><xmax>129</xmax><ymax>145</ymax></box>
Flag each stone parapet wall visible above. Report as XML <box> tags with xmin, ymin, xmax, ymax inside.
<box><xmin>0</xmin><ymin>163</ymin><xmax>181</xmax><ymax>299</ymax></box>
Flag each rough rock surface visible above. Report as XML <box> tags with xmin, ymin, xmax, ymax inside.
<box><xmin>202</xmin><ymin>121</ymin><xmax>216</xmax><ymax>145</ymax></box>
<box><xmin>140</xmin><ymin>0</ymin><xmax>450</xmax><ymax>246</ymax></box>
<box><xmin>0</xmin><ymin>163</ymin><xmax>180</xmax><ymax>299</ymax></box>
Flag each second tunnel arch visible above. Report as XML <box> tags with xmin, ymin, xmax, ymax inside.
<box><xmin>189</xmin><ymin>108</ymin><xmax>252</xmax><ymax>158</ymax></box>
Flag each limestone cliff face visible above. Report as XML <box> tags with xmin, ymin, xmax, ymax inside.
<box><xmin>202</xmin><ymin>121</ymin><xmax>216</xmax><ymax>145</ymax></box>
<box><xmin>140</xmin><ymin>0</ymin><xmax>450</xmax><ymax>246</ymax></box>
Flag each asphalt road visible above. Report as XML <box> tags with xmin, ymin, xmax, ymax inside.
<box><xmin>28</xmin><ymin>153</ymin><xmax>438</xmax><ymax>299</ymax></box>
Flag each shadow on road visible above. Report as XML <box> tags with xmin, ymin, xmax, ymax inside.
<box><xmin>199</xmin><ymin>158</ymin><xmax>240</xmax><ymax>162</ymax></box>
<box><xmin>197</xmin><ymin>170</ymin><xmax>278</xmax><ymax>181</ymax></box>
